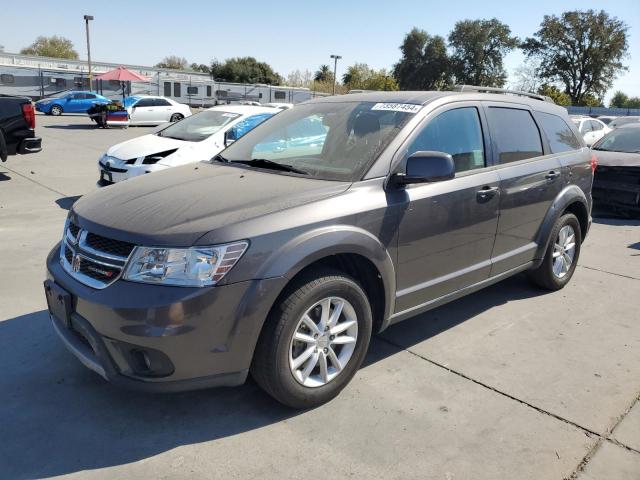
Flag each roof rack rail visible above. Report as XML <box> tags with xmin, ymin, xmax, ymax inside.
<box><xmin>453</xmin><ymin>85</ymin><xmax>555</xmax><ymax>104</ymax></box>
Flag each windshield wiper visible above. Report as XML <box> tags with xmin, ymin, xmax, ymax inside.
<box><xmin>212</xmin><ymin>154</ymin><xmax>229</xmax><ymax>163</ymax></box>
<box><xmin>232</xmin><ymin>158</ymin><xmax>308</xmax><ymax>175</ymax></box>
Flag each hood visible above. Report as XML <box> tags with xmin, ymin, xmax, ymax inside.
<box><xmin>72</xmin><ymin>162</ymin><xmax>350</xmax><ymax>246</ymax></box>
<box><xmin>106</xmin><ymin>134</ymin><xmax>187</xmax><ymax>160</ymax></box>
<box><xmin>593</xmin><ymin>149</ymin><xmax>640</xmax><ymax>167</ymax></box>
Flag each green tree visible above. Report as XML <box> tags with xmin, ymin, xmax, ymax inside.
<box><xmin>342</xmin><ymin>63</ymin><xmax>398</xmax><ymax>91</ymax></box>
<box><xmin>522</xmin><ymin>10</ymin><xmax>628</xmax><ymax>105</ymax></box>
<box><xmin>393</xmin><ymin>28</ymin><xmax>451</xmax><ymax>90</ymax></box>
<box><xmin>609</xmin><ymin>91</ymin><xmax>629</xmax><ymax>108</ymax></box>
<box><xmin>156</xmin><ymin>56</ymin><xmax>188</xmax><ymax>70</ymax></box>
<box><xmin>626</xmin><ymin>97</ymin><xmax>640</xmax><ymax>109</ymax></box>
<box><xmin>190</xmin><ymin>63</ymin><xmax>210</xmax><ymax>73</ymax></box>
<box><xmin>538</xmin><ymin>84</ymin><xmax>571</xmax><ymax>106</ymax></box>
<box><xmin>448</xmin><ymin>19</ymin><xmax>519</xmax><ymax>87</ymax></box>
<box><xmin>20</xmin><ymin>36</ymin><xmax>78</xmax><ymax>59</ymax></box>
<box><xmin>580</xmin><ymin>93</ymin><xmax>603</xmax><ymax>107</ymax></box>
<box><xmin>314</xmin><ymin>65</ymin><xmax>333</xmax><ymax>83</ymax></box>
<box><xmin>210</xmin><ymin>57</ymin><xmax>282</xmax><ymax>85</ymax></box>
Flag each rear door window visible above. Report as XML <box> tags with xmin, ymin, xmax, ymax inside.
<box><xmin>134</xmin><ymin>98</ymin><xmax>154</xmax><ymax>108</ymax></box>
<box><xmin>486</xmin><ymin>107</ymin><xmax>543</xmax><ymax>164</ymax></box>
<box><xmin>407</xmin><ymin>107</ymin><xmax>485</xmax><ymax>172</ymax></box>
<box><xmin>589</xmin><ymin>120</ymin><xmax>604</xmax><ymax>131</ymax></box>
<box><xmin>536</xmin><ymin>112</ymin><xmax>581</xmax><ymax>153</ymax></box>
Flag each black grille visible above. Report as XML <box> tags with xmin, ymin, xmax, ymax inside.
<box><xmin>85</xmin><ymin>232</ymin><xmax>135</xmax><ymax>258</ymax></box>
<box><xmin>64</xmin><ymin>245</ymin><xmax>73</xmax><ymax>263</ymax></box>
<box><xmin>68</xmin><ymin>222</ymin><xmax>80</xmax><ymax>239</ymax></box>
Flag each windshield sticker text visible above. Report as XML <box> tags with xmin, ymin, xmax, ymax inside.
<box><xmin>371</xmin><ymin>103</ymin><xmax>422</xmax><ymax>114</ymax></box>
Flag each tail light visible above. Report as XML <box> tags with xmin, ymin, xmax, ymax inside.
<box><xmin>590</xmin><ymin>153</ymin><xmax>598</xmax><ymax>175</ymax></box>
<box><xmin>22</xmin><ymin>103</ymin><xmax>36</xmax><ymax>130</ymax></box>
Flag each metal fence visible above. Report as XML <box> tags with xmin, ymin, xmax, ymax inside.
<box><xmin>567</xmin><ymin>106</ymin><xmax>640</xmax><ymax>117</ymax></box>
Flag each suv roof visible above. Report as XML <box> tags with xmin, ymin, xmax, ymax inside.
<box><xmin>304</xmin><ymin>89</ymin><xmax>568</xmax><ymax>116</ymax></box>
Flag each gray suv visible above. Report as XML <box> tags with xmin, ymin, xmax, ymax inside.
<box><xmin>45</xmin><ymin>89</ymin><xmax>593</xmax><ymax>408</ymax></box>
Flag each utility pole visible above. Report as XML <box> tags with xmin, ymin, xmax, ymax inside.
<box><xmin>84</xmin><ymin>15</ymin><xmax>94</xmax><ymax>91</ymax></box>
<box><xmin>330</xmin><ymin>54</ymin><xmax>341</xmax><ymax>96</ymax></box>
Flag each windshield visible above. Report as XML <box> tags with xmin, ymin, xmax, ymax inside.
<box><xmin>219</xmin><ymin>101</ymin><xmax>418</xmax><ymax>181</ymax></box>
<box><xmin>158</xmin><ymin>110</ymin><xmax>241</xmax><ymax>142</ymax></box>
<box><xmin>593</xmin><ymin>128</ymin><xmax>640</xmax><ymax>153</ymax></box>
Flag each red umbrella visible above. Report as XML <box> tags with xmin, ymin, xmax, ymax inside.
<box><xmin>95</xmin><ymin>66</ymin><xmax>149</xmax><ymax>82</ymax></box>
<box><xmin>95</xmin><ymin>66</ymin><xmax>150</xmax><ymax>102</ymax></box>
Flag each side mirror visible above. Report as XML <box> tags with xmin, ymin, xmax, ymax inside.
<box><xmin>393</xmin><ymin>151</ymin><xmax>455</xmax><ymax>186</ymax></box>
<box><xmin>224</xmin><ymin>129</ymin><xmax>237</xmax><ymax>147</ymax></box>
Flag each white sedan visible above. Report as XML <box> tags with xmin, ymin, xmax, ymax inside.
<box><xmin>98</xmin><ymin>105</ymin><xmax>278</xmax><ymax>185</ymax></box>
<box><xmin>570</xmin><ymin>116</ymin><xmax>611</xmax><ymax>147</ymax></box>
<box><xmin>123</xmin><ymin>95</ymin><xmax>192</xmax><ymax>126</ymax></box>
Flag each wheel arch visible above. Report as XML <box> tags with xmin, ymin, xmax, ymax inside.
<box><xmin>254</xmin><ymin>226</ymin><xmax>396</xmax><ymax>333</ymax></box>
<box><xmin>533</xmin><ymin>185</ymin><xmax>590</xmax><ymax>268</ymax></box>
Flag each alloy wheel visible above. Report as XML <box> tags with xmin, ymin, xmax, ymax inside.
<box><xmin>552</xmin><ymin>225</ymin><xmax>576</xmax><ymax>278</ymax></box>
<box><xmin>289</xmin><ymin>296</ymin><xmax>358</xmax><ymax>388</ymax></box>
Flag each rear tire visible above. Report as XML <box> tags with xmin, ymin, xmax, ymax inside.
<box><xmin>528</xmin><ymin>213</ymin><xmax>581</xmax><ymax>290</ymax></box>
<box><xmin>251</xmin><ymin>269</ymin><xmax>372</xmax><ymax>409</ymax></box>
<box><xmin>170</xmin><ymin>113</ymin><xmax>183</xmax><ymax>122</ymax></box>
<box><xmin>50</xmin><ymin>105</ymin><xmax>63</xmax><ymax>116</ymax></box>
<box><xmin>0</xmin><ymin>130</ymin><xmax>7</xmax><ymax>162</ymax></box>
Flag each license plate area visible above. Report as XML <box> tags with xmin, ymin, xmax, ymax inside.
<box><xmin>44</xmin><ymin>280</ymin><xmax>72</xmax><ymax>327</ymax></box>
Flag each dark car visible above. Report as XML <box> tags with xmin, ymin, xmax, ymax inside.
<box><xmin>45</xmin><ymin>89</ymin><xmax>593</xmax><ymax>408</ymax></box>
<box><xmin>608</xmin><ymin>116</ymin><xmax>640</xmax><ymax>129</ymax></box>
<box><xmin>592</xmin><ymin>124</ymin><xmax>640</xmax><ymax>215</ymax></box>
<box><xmin>0</xmin><ymin>94</ymin><xmax>42</xmax><ymax>161</ymax></box>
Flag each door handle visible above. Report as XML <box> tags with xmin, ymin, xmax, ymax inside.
<box><xmin>477</xmin><ymin>186</ymin><xmax>499</xmax><ymax>202</ymax></box>
<box><xmin>545</xmin><ymin>171</ymin><xmax>561</xmax><ymax>180</ymax></box>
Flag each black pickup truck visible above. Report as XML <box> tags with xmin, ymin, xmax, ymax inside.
<box><xmin>0</xmin><ymin>94</ymin><xmax>42</xmax><ymax>161</ymax></box>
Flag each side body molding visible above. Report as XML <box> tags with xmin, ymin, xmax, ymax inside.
<box><xmin>532</xmin><ymin>184</ymin><xmax>590</xmax><ymax>268</ymax></box>
<box><xmin>254</xmin><ymin>225</ymin><xmax>397</xmax><ymax>324</ymax></box>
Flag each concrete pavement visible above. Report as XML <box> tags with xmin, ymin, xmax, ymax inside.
<box><xmin>0</xmin><ymin>114</ymin><xmax>637</xmax><ymax>479</ymax></box>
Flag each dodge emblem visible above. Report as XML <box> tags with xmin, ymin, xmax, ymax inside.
<box><xmin>72</xmin><ymin>254</ymin><xmax>82</xmax><ymax>272</ymax></box>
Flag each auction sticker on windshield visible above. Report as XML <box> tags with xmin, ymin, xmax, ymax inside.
<box><xmin>371</xmin><ymin>103</ymin><xmax>422</xmax><ymax>113</ymax></box>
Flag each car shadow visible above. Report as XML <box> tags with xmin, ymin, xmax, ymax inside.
<box><xmin>0</xmin><ymin>274</ymin><xmax>543</xmax><ymax>479</ymax></box>
<box><xmin>55</xmin><ymin>195</ymin><xmax>82</xmax><ymax>210</ymax></box>
<box><xmin>593</xmin><ymin>211</ymin><xmax>640</xmax><ymax>226</ymax></box>
<box><xmin>365</xmin><ymin>273</ymin><xmax>542</xmax><ymax>366</ymax></box>
<box><xmin>0</xmin><ymin>171</ymin><xmax>10</xmax><ymax>181</ymax></box>
<box><xmin>43</xmin><ymin>124</ymin><xmax>98</xmax><ymax>130</ymax></box>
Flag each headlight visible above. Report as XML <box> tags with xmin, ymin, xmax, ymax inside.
<box><xmin>123</xmin><ymin>241</ymin><xmax>248</xmax><ymax>287</ymax></box>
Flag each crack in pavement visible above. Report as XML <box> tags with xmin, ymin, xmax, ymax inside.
<box><xmin>578</xmin><ymin>264</ymin><xmax>640</xmax><ymax>282</ymax></box>
<box><xmin>377</xmin><ymin>336</ymin><xmax>640</xmax><ymax>470</ymax></box>
<box><xmin>564</xmin><ymin>394</ymin><xmax>640</xmax><ymax>480</ymax></box>
<box><xmin>1</xmin><ymin>164</ymin><xmax>69</xmax><ymax>198</ymax></box>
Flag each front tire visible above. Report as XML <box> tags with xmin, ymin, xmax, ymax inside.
<box><xmin>50</xmin><ymin>105</ymin><xmax>63</xmax><ymax>116</ymax></box>
<box><xmin>170</xmin><ymin>113</ymin><xmax>183</xmax><ymax>122</ymax></box>
<box><xmin>528</xmin><ymin>213</ymin><xmax>581</xmax><ymax>290</ymax></box>
<box><xmin>251</xmin><ymin>269</ymin><xmax>372</xmax><ymax>409</ymax></box>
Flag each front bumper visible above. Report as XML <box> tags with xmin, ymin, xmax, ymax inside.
<box><xmin>46</xmin><ymin>243</ymin><xmax>287</xmax><ymax>392</ymax></box>
<box><xmin>98</xmin><ymin>160</ymin><xmax>167</xmax><ymax>185</ymax></box>
<box><xmin>593</xmin><ymin>166</ymin><xmax>640</xmax><ymax>214</ymax></box>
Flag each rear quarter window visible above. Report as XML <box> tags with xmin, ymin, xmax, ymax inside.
<box><xmin>536</xmin><ymin>112</ymin><xmax>581</xmax><ymax>153</ymax></box>
<box><xmin>486</xmin><ymin>107</ymin><xmax>543</xmax><ymax>164</ymax></box>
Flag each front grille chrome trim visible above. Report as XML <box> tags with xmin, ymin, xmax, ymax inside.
<box><xmin>60</xmin><ymin>221</ymin><xmax>134</xmax><ymax>290</ymax></box>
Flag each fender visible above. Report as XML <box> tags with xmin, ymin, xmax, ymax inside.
<box><xmin>253</xmin><ymin>225</ymin><xmax>397</xmax><ymax>322</ymax></box>
<box><xmin>532</xmin><ymin>185</ymin><xmax>589</xmax><ymax>268</ymax></box>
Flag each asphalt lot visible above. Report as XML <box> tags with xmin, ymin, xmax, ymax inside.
<box><xmin>0</xmin><ymin>113</ymin><xmax>638</xmax><ymax>480</ymax></box>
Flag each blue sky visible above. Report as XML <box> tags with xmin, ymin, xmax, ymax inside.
<box><xmin>2</xmin><ymin>0</ymin><xmax>638</xmax><ymax>101</ymax></box>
